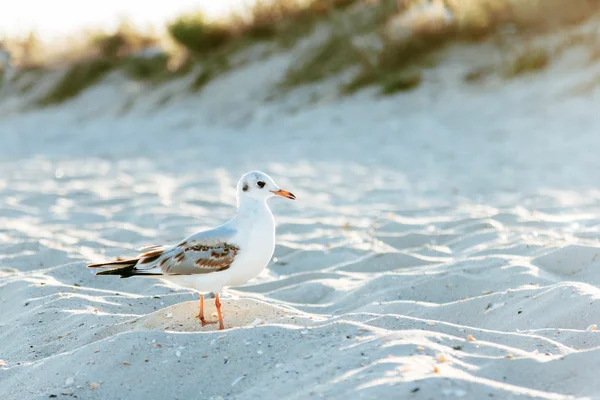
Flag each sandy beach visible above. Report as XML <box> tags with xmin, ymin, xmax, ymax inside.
<box><xmin>2</xmin><ymin>34</ymin><xmax>600</xmax><ymax>399</ymax></box>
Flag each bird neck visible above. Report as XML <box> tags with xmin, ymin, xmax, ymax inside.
<box><xmin>236</xmin><ymin>197</ymin><xmax>271</xmax><ymax>220</ymax></box>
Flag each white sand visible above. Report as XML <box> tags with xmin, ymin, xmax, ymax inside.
<box><xmin>2</xmin><ymin>35</ymin><xmax>600</xmax><ymax>399</ymax></box>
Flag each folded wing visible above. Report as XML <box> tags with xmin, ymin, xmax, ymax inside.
<box><xmin>89</xmin><ymin>227</ymin><xmax>239</xmax><ymax>278</ymax></box>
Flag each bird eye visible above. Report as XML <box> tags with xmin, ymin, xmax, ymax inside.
<box><xmin>257</xmin><ymin>181</ymin><xmax>265</xmax><ymax>188</ymax></box>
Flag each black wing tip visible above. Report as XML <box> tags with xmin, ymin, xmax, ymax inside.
<box><xmin>87</xmin><ymin>258</ymin><xmax>140</xmax><ymax>269</ymax></box>
<box><xmin>95</xmin><ymin>270</ymin><xmax>130</xmax><ymax>278</ymax></box>
<box><xmin>95</xmin><ymin>269</ymin><xmax>164</xmax><ymax>278</ymax></box>
<box><xmin>94</xmin><ymin>264</ymin><xmax>137</xmax><ymax>278</ymax></box>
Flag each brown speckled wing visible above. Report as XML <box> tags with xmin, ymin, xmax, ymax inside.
<box><xmin>158</xmin><ymin>242</ymin><xmax>239</xmax><ymax>275</ymax></box>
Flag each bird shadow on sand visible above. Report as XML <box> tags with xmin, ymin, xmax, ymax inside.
<box><xmin>111</xmin><ymin>297</ymin><xmax>320</xmax><ymax>334</ymax></box>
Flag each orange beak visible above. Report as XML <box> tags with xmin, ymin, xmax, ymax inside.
<box><xmin>271</xmin><ymin>189</ymin><xmax>296</xmax><ymax>200</ymax></box>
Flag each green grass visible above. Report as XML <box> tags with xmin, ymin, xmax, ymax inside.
<box><xmin>35</xmin><ymin>26</ymin><xmax>171</xmax><ymax>105</ymax></box>
<box><xmin>342</xmin><ymin>69</ymin><xmax>375</xmax><ymax>94</ymax></box>
<box><xmin>190</xmin><ymin>53</ymin><xmax>231</xmax><ymax>91</ymax></box>
<box><xmin>290</xmin><ymin>26</ymin><xmax>446</xmax><ymax>95</ymax></box>
<box><xmin>122</xmin><ymin>54</ymin><xmax>170</xmax><ymax>81</ymax></box>
<box><xmin>168</xmin><ymin>0</ymin><xmax>374</xmax><ymax>93</ymax></box>
<box><xmin>10</xmin><ymin>64</ymin><xmax>46</xmax><ymax>83</ymax></box>
<box><xmin>190</xmin><ymin>69</ymin><xmax>214</xmax><ymax>91</ymax></box>
<box><xmin>92</xmin><ymin>32</ymin><xmax>130</xmax><ymax>58</ymax></box>
<box><xmin>121</xmin><ymin>51</ymin><xmax>197</xmax><ymax>84</ymax></box>
<box><xmin>18</xmin><ymin>79</ymin><xmax>37</xmax><ymax>95</ymax></box>
<box><xmin>23</xmin><ymin>0</ymin><xmax>600</xmax><ymax>107</ymax></box>
<box><xmin>2</xmin><ymin>66</ymin><xmax>46</xmax><ymax>94</ymax></box>
<box><xmin>279</xmin><ymin>0</ymin><xmax>448</xmax><ymax>94</ymax></box>
<box><xmin>278</xmin><ymin>0</ymin><xmax>398</xmax><ymax>87</ymax></box>
<box><xmin>463</xmin><ymin>65</ymin><xmax>493</xmax><ymax>83</ymax></box>
<box><xmin>281</xmin><ymin>33</ymin><xmax>363</xmax><ymax>88</ymax></box>
<box><xmin>37</xmin><ymin>58</ymin><xmax>117</xmax><ymax>106</ymax></box>
<box><xmin>242</xmin><ymin>0</ymin><xmax>350</xmax><ymax>48</ymax></box>
<box><xmin>36</xmin><ymin>25</ymin><xmax>178</xmax><ymax>103</ymax></box>
<box><xmin>167</xmin><ymin>1</ymin><xmax>346</xmax><ymax>92</ymax></box>
<box><xmin>168</xmin><ymin>13</ymin><xmax>233</xmax><ymax>55</ymax></box>
<box><xmin>280</xmin><ymin>0</ymin><xmax>600</xmax><ymax>95</ymax></box>
<box><xmin>342</xmin><ymin>65</ymin><xmax>423</xmax><ymax>95</ymax></box>
<box><xmin>90</xmin><ymin>27</ymin><xmax>158</xmax><ymax>58</ymax></box>
<box><xmin>503</xmin><ymin>47</ymin><xmax>551</xmax><ymax>78</ymax></box>
<box><xmin>380</xmin><ymin>69</ymin><xmax>423</xmax><ymax>95</ymax></box>
<box><xmin>378</xmin><ymin>31</ymin><xmax>449</xmax><ymax>71</ymax></box>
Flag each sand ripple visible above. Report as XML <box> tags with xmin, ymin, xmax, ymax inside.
<box><xmin>1</xmin><ymin>158</ymin><xmax>599</xmax><ymax>400</ymax></box>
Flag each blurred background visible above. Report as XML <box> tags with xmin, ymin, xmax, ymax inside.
<box><xmin>3</xmin><ymin>0</ymin><xmax>600</xmax><ymax>107</ymax></box>
<box><xmin>2</xmin><ymin>0</ymin><xmax>600</xmax><ymax>201</ymax></box>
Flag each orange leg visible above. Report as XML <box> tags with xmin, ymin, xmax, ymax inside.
<box><xmin>215</xmin><ymin>293</ymin><xmax>224</xmax><ymax>330</ymax></box>
<box><xmin>196</xmin><ymin>294</ymin><xmax>216</xmax><ymax>327</ymax></box>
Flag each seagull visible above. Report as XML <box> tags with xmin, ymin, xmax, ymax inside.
<box><xmin>87</xmin><ymin>171</ymin><xmax>296</xmax><ymax>330</ymax></box>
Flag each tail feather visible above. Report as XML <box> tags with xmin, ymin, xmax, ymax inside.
<box><xmin>95</xmin><ymin>264</ymin><xmax>137</xmax><ymax>278</ymax></box>
<box><xmin>87</xmin><ymin>258</ymin><xmax>139</xmax><ymax>268</ymax></box>
<box><xmin>88</xmin><ymin>258</ymin><xmax>139</xmax><ymax>278</ymax></box>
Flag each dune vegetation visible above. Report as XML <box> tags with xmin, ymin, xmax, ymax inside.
<box><xmin>4</xmin><ymin>0</ymin><xmax>600</xmax><ymax>105</ymax></box>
